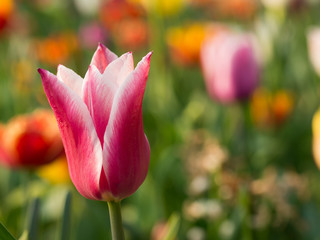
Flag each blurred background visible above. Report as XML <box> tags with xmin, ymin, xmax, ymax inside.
<box><xmin>1</xmin><ymin>0</ymin><xmax>320</xmax><ymax>239</ymax></box>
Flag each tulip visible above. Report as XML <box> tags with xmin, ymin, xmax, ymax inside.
<box><xmin>0</xmin><ymin>109</ymin><xmax>63</xmax><ymax>168</ymax></box>
<box><xmin>312</xmin><ymin>108</ymin><xmax>320</xmax><ymax>169</ymax></box>
<box><xmin>99</xmin><ymin>0</ymin><xmax>148</xmax><ymax>50</ymax></box>
<box><xmin>250</xmin><ymin>88</ymin><xmax>294</xmax><ymax>128</ymax></box>
<box><xmin>38</xmin><ymin>43</ymin><xmax>152</xmax><ymax>202</ymax></box>
<box><xmin>200</xmin><ymin>31</ymin><xmax>260</xmax><ymax>103</ymax></box>
<box><xmin>78</xmin><ymin>22</ymin><xmax>107</xmax><ymax>49</ymax></box>
<box><xmin>166</xmin><ymin>23</ymin><xmax>206</xmax><ymax>66</ymax></box>
<box><xmin>307</xmin><ymin>27</ymin><xmax>320</xmax><ymax>78</ymax></box>
<box><xmin>0</xmin><ymin>0</ymin><xmax>13</xmax><ymax>33</ymax></box>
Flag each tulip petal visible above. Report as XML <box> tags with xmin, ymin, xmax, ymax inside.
<box><xmin>38</xmin><ymin>69</ymin><xmax>105</xmax><ymax>200</ymax></box>
<box><xmin>102</xmin><ymin>52</ymin><xmax>134</xmax><ymax>87</ymax></box>
<box><xmin>57</xmin><ymin>65</ymin><xmax>83</xmax><ymax>97</ymax></box>
<box><xmin>91</xmin><ymin>43</ymin><xmax>118</xmax><ymax>74</ymax></box>
<box><xmin>102</xmin><ymin>52</ymin><xmax>152</xmax><ymax>200</ymax></box>
<box><xmin>0</xmin><ymin>125</ymin><xmax>13</xmax><ymax>167</ymax></box>
<box><xmin>83</xmin><ymin>65</ymin><xmax>117</xmax><ymax>145</ymax></box>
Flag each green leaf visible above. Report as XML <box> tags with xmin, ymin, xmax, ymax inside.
<box><xmin>60</xmin><ymin>191</ymin><xmax>72</xmax><ymax>240</ymax></box>
<box><xmin>0</xmin><ymin>221</ymin><xmax>16</xmax><ymax>240</ymax></box>
<box><xmin>26</xmin><ymin>198</ymin><xmax>40</xmax><ymax>240</ymax></box>
<box><xmin>163</xmin><ymin>213</ymin><xmax>180</xmax><ymax>240</ymax></box>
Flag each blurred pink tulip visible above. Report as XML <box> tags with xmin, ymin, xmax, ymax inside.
<box><xmin>79</xmin><ymin>22</ymin><xmax>107</xmax><ymax>49</ymax></box>
<box><xmin>307</xmin><ymin>27</ymin><xmax>320</xmax><ymax>78</ymax></box>
<box><xmin>200</xmin><ymin>31</ymin><xmax>259</xmax><ymax>103</ymax></box>
<box><xmin>38</xmin><ymin>44</ymin><xmax>152</xmax><ymax>201</ymax></box>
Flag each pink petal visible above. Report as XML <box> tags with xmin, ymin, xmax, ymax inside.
<box><xmin>38</xmin><ymin>69</ymin><xmax>105</xmax><ymax>200</ymax></box>
<box><xmin>82</xmin><ymin>65</ymin><xmax>117</xmax><ymax>145</ymax></box>
<box><xmin>57</xmin><ymin>65</ymin><xmax>84</xmax><ymax>97</ymax></box>
<box><xmin>90</xmin><ymin>43</ymin><xmax>118</xmax><ymax>74</ymax></box>
<box><xmin>102</xmin><ymin>52</ymin><xmax>152</xmax><ymax>200</ymax></box>
<box><xmin>101</xmin><ymin>52</ymin><xmax>134</xmax><ymax>87</ymax></box>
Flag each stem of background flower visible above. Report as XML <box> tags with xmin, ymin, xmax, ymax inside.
<box><xmin>107</xmin><ymin>201</ymin><xmax>125</xmax><ymax>240</ymax></box>
<box><xmin>241</xmin><ymin>102</ymin><xmax>253</xmax><ymax>174</ymax></box>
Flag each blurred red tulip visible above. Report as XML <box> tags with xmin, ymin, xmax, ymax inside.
<box><xmin>0</xmin><ymin>109</ymin><xmax>63</xmax><ymax>168</ymax></box>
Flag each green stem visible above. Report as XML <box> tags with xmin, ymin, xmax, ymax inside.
<box><xmin>107</xmin><ymin>201</ymin><xmax>125</xmax><ymax>240</ymax></box>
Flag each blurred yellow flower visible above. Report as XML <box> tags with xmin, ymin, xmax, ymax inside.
<box><xmin>37</xmin><ymin>155</ymin><xmax>70</xmax><ymax>184</ymax></box>
<box><xmin>12</xmin><ymin>60</ymin><xmax>35</xmax><ymax>92</ymax></box>
<box><xmin>250</xmin><ymin>88</ymin><xmax>294</xmax><ymax>127</ymax></box>
<box><xmin>130</xmin><ymin>0</ymin><xmax>184</xmax><ymax>16</ymax></box>
<box><xmin>312</xmin><ymin>108</ymin><xmax>320</xmax><ymax>169</ymax></box>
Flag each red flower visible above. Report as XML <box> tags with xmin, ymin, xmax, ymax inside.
<box><xmin>0</xmin><ymin>109</ymin><xmax>63</xmax><ymax>168</ymax></box>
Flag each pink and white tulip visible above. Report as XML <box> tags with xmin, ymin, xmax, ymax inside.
<box><xmin>38</xmin><ymin>44</ymin><xmax>152</xmax><ymax>201</ymax></box>
<box><xmin>200</xmin><ymin>31</ymin><xmax>260</xmax><ymax>103</ymax></box>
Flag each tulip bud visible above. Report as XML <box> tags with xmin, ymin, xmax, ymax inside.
<box><xmin>38</xmin><ymin>44</ymin><xmax>152</xmax><ymax>201</ymax></box>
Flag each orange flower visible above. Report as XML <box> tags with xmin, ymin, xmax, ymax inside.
<box><xmin>34</xmin><ymin>32</ymin><xmax>78</xmax><ymax>66</ymax></box>
<box><xmin>167</xmin><ymin>23</ymin><xmax>227</xmax><ymax>66</ymax></box>
<box><xmin>0</xmin><ymin>109</ymin><xmax>63</xmax><ymax>168</ymax></box>
<box><xmin>271</xmin><ymin>90</ymin><xmax>294</xmax><ymax>125</ymax></box>
<box><xmin>250</xmin><ymin>88</ymin><xmax>294</xmax><ymax>127</ymax></box>
<box><xmin>99</xmin><ymin>0</ymin><xmax>148</xmax><ymax>50</ymax></box>
<box><xmin>212</xmin><ymin>0</ymin><xmax>257</xmax><ymax>20</ymax></box>
<box><xmin>166</xmin><ymin>23</ymin><xmax>206</xmax><ymax>66</ymax></box>
<box><xmin>112</xmin><ymin>18</ymin><xmax>148</xmax><ymax>50</ymax></box>
<box><xmin>99</xmin><ymin>0</ymin><xmax>145</xmax><ymax>31</ymax></box>
<box><xmin>0</xmin><ymin>0</ymin><xmax>14</xmax><ymax>32</ymax></box>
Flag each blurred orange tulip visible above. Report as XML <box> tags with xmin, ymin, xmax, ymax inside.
<box><xmin>167</xmin><ymin>23</ymin><xmax>227</xmax><ymax>66</ymax></box>
<box><xmin>99</xmin><ymin>0</ymin><xmax>148</xmax><ymax>50</ymax></box>
<box><xmin>0</xmin><ymin>0</ymin><xmax>14</xmax><ymax>32</ymax></box>
<box><xmin>0</xmin><ymin>109</ymin><xmax>63</xmax><ymax>168</ymax></box>
<box><xmin>211</xmin><ymin>0</ymin><xmax>257</xmax><ymax>20</ymax></box>
<box><xmin>34</xmin><ymin>32</ymin><xmax>78</xmax><ymax>66</ymax></box>
<box><xmin>250</xmin><ymin>88</ymin><xmax>294</xmax><ymax>128</ymax></box>
<box><xmin>167</xmin><ymin>23</ymin><xmax>206</xmax><ymax>66</ymax></box>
